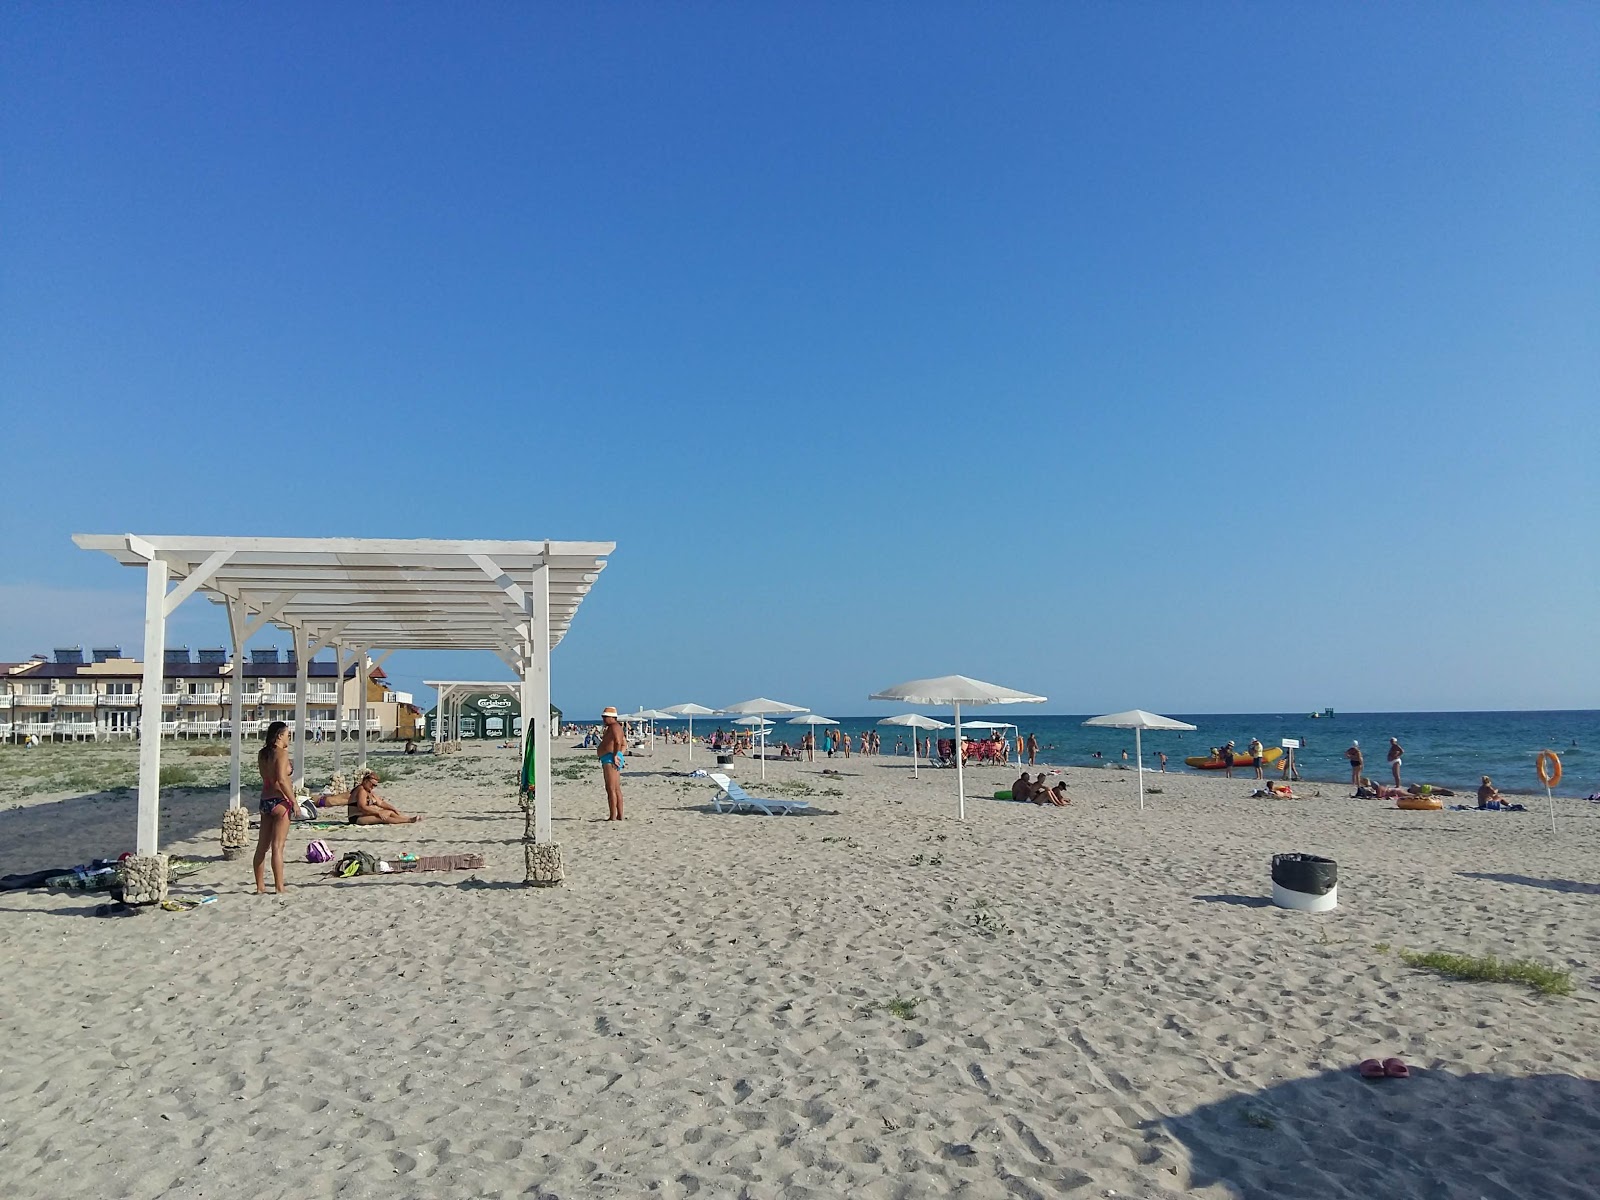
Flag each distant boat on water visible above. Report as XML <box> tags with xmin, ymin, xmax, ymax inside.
<box><xmin>1308</xmin><ymin>708</ymin><xmax>1336</xmax><ymax>719</ymax></box>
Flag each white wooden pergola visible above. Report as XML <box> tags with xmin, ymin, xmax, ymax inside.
<box><xmin>423</xmin><ymin>680</ymin><xmax>529</xmax><ymax>745</ymax></box>
<box><xmin>73</xmin><ymin>535</ymin><xmax>614</xmax><ymax>860</ymax></box>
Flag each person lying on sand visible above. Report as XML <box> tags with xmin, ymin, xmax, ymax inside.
<box><xmin>346</xmin><ymin>771</ymin><xmax>423</xmax><ymax>824</ymax></box>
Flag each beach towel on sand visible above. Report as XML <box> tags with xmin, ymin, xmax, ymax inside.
<box><xmin>401</xmin><ymin>854</ymin><xmax>485</xmax><ymax>873</ymax></box>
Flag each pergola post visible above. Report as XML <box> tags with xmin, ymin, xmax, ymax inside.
<box><xmin>219</xmin><ymin>597</ymin><xmax>251</xmax><ymax>858</ymax></box>
<box><xmin>126</xmin><ymin>556</ymin><xmax>171</xmax><ymax>904</ymax></box>
<box><xmin>292</xmin><ymin>625</ymin><xmax>310</xmax><ymax>792</ymax></box>
<box><xmin>357</xmin><ymin>648</ymin><xmax>369</xmax><ymax>769</ymax></box>
<box><xmin>524</xmin><ymin>564</ymin><xmax>560</xmax><ymax>885</ymax></box>
<box><xmin>332</xmin><ymin>645</ymin><xmax>348</xmax><ymax>776</ymax></box>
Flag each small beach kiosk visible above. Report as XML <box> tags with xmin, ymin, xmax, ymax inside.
<box><xmin>73</xmin><ymin>534</ymin><xmax>613</xmax><ymax>902</ymax></box>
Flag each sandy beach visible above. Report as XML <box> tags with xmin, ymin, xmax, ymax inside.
<box><xmin>2</xmin><ymin>740</ymin><xmax>1597</xmax><ymax>1199</ymax></box>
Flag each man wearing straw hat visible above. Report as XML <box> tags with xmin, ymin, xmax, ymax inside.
<box><xmin>597</xmin><ymin>707</ymin><xmax>628</xmax><ymax>821</ymax></box>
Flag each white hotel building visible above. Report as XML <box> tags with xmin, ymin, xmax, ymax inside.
<box><xmin>0</xmin><ymin>646</ymin><xmax>422</xmax><ymax>743</ymax></box>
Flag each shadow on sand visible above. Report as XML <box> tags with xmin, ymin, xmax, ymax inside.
<box><xmin>0</xmin><ymin>787</ymin><xmax>227</xmax><ymax>878</ymax></box>
<box><xmin>1459</xmin><ymin>871</ymin><xmax>1600</xmax><ymax>896</ymax></box>
<box><xmin>1159</xmin><ymin>1068</ymin><xmax>1600</xmax><ymax>1199</ymax></box>
<box><xmin>1193</xmin><ymin>894</ymin><xmax>1273</xmax><ymax>908</ymax></box>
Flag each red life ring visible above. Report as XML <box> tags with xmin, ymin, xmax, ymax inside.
<box><xmin>1536</xmin><ymin>751</ymin><xmax>1562</xmax><ymax>788</ymax></box>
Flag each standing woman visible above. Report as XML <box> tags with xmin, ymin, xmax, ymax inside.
<box><xmin>254</xmin><ymin>720</ymin><xmax>294</xmax><ymax>894</ymax></box>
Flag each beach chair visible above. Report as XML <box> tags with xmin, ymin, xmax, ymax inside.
<box><xmin>708</xmin><ymin>772</ymin><xmax>811</xmax><ymax>816</ymax></box>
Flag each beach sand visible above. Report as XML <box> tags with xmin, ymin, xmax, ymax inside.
<box><xmin>1</xmin><ymin>741</ymin><xmax>1597</xmax><ymax>1199</ymax></box>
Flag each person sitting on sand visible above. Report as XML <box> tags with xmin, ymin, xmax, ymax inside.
<box><xmin>1045</xmin><ymin>782</ymin><xmax>1070</xmax><ymax>806</ymax></box>
<box><xmin>1477</xmin><ymin>776</ymin><xmax>1503</xmax><ymax>809</ymax></box>
<box><xmin>346</xmin><ymin>771</ymin><xmax>423</xmax><ymax>824</ymax></box>
<box><xmin>1011</xmin><ymin>772</ymin><xmax>1036</xmax><ymax>802</ymax></box>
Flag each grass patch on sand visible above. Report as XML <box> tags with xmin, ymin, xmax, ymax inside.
<box><xmin>1398</xmin><ymin>949</ymin><xmax>1573</xmax><ymax>997</ymax></box>
<box><xmin>187</xmin><ymin>744</ymin><xmax>232</xmax><ymax>757</ymax></box>
<box><xmin>863</xmin><ymin>996</ymin><xmax>922</xmax><ymax>1020</ymax></box>
<box><xmin>765</xmin><ymin>779</ymin><xmax>815</xmax><ymax>798</ymax></box>
<box><xmin>158</xmin><ymin>764</ymin><xmax>200</xmax><ymax>788</ymax></box>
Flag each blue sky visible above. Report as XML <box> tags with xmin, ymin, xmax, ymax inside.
<box><xmin>2</xmin><ymin>3</ymin><xmax>1596</xmax><ymax>718</ymax></box>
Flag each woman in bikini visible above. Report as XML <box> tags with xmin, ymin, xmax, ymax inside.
<box><xmin>253</xmin><ymin>721</ymin><xmax>295</xmax><ymax>894</ymax></box>
<box><xmin>346</xmin><ymin>771</ymin><xmax>423</xmax><ymax>825</ymax></box>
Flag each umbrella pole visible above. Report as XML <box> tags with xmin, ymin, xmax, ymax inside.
<box><xmin>954</xmin><ymin>702</ymin><xmax>965</xmax><ymax>820</ymax></box>
<box><xmin>912</xmin><ymin>726</ymin><xmax>918</xmax><ymax>779</ymax></box>
<box><xmin>1136</xmin><ymin>727</ymin><xmax>1144</xmax><ymax>811</ymax></box>
<box><xmin>688</xmin><ymin>716</ymin><xmax>693</xmax><ymax>762</ymax></box>
<box><xmin>761</xmin><ymin>726</ymin><xmax>766</xmax><ymax>781</ymax></box>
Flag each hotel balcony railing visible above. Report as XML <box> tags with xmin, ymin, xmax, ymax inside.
<box><xmin>98</xmin><ymin>693</ymin><xmax>141</xmax><ymax>706</ymax></box>
<box><xmin>0</xmin><ymin>694</ymin><xmax>12</xmax><ymax>708</ymax></box>
<box><xmin>181</xmin><ymin>720</ymin><xmax>224</xmax><ymax>735</ymax></box>
<box><xmin>53</xmin><ymin>720</ymin><xmax>98</xmax><ymax>736</ymax></box>
<box><xmin>179</xmin><ymin>693</ymin><xmax>222</xmax><ymax>706</ymax></box>
<box><xmin>161</xmin><ymin>693</ymin><xmax>182</xmax><ymax>706</ymax></box>
<box><xmin>58</xmin><ymin>693</ymin><xmax>97</xmax><ymax>708</ymax></box>
<box><xmin>158</xmin><ymin>720</ymin><xmax>182</xmax><ymax>735</ymax></box>
<box><xmin>15</xmin><ymin>693</ymin><xmax>56</xmax><ymax>707</ymax></box>
<box><xmin>263</xmin><ymin>692</ymin><xmax>298</xmax><ymax>704</ymax></box>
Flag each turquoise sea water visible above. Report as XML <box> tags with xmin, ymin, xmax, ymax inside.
<box><xmin>761</xmin><ymin>711</ymin><xmax>1600</xmax><ymax>797</ymax></box>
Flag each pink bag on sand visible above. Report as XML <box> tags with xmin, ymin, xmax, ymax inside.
<box><xmin>305</xmin><ymin>839</ymin><xmax>333</xmax><ymax>864</ymax></box>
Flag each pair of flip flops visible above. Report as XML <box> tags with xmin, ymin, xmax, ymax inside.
<box><xmin>1358</xmin><ymin>1058</ymin><xmax>1411</xmax><ymax>1079</ymax></box>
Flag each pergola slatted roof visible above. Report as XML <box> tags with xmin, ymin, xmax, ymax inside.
<box><xmin>73</xmin><ymin>535</ymin><xmax>614</xmax><ymax>657</ymax></box>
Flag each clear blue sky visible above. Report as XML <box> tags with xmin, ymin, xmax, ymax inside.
<box><xmin>3</xmin><ymin>4</ymin><xmax>1596</xmax><ymax>718</ymax></box>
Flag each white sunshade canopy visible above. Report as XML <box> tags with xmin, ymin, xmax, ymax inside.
<box><xmin>74</xmin><ymin>534</ymin><xmax>615</xmax><ymax>660</ymax></box>
<box><xmin>877</xmin><ymin>713</ymin><xmax>953</xmax><ymax>730</ymax></box>
<box><xmin>786</xmin><ymin>713</ymin><xmax>838</xmax><ymax>725</ymax></box>
<box><xmin>869</xmin><ymin>675</ymin><xmax>1046</xmax><ymax>707</ymax></box>
<box><xmin>1083</xmin><ymin>709</ymin><xmax>1198</xmax><ymax>811</ymax></box>
<box><xmin>1083</xmin><ymin>709</ymin><xmax>1197</xmax><ymax>732</ymax></box>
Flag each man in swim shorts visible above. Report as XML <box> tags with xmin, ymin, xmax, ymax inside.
<box><xmin>598</xmin><ymin>706</ymin><xmax>627</xmax><ymax>821</ymax></box>
<box><xmin>1387</xmin><ymin>737</ymin><xmax>1404</xmax><ymax>787</ymax></box>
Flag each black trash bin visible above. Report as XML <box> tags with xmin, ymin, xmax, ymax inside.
<box><xmin>1271</xmin><ymin>853</ymin><xmax>1338</xmax><ymax>911</ymax></box>
<box><xmin>716</xmin><ymin>753</ymin><xmax>735</xmax><ymax>766</ymax></box>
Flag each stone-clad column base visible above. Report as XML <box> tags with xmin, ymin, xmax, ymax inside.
<box><xmin>524</xmin><ymin>842</ymin><xmax>564</xmax><ymax>887</ymax></box>
<box><xmin>220</xmin><ymin>807</ymin><xmax>250</xmax><ymax>860</ymax></box>
<box><xmin>119</xmin><ymin>853</ymin><xmax>170</xmax><ymax>907</ymax></box>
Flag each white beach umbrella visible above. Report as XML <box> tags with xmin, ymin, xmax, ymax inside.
<box><xmin>1082</xmin><ymin>709</ymin><xmax>1197</xmax><ymax>811</ymax></box>
<box><xmin>625</xmin><ymin>708</ymin><xmax>674</xmax><ymax>749</ymax></box>
<box><xmin>787</xmin><ymin>713</ymin><xmax>838</xmax><ymax>763</ymax></box>
<box><xmin>877</xmin><ymin>713</ymin><xmax>952</xmax><ymax>778</ymax></box>
<box><xmin>720</xmin><ymin>697</ymin><xmax>806</xmax><ymax>779</ymax></box>
<box><xmin>659</xmin><ymin>702</ymin><xmax>716</xmax><ymax>760</ymax></box>
<box><xmin>869</xmin><ymin>676</ymin><xmax>1046</xmax><ymax>819</ymax></box>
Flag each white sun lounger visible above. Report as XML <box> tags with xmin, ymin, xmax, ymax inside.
<box><xmin>708</xmin><ymin>772</ymin><xmax>811</xmax><ymax>815</ymax></box>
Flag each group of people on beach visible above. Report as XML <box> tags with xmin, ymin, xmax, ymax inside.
<box><xmin>1010</xmin><ymin>771</ymin><xmax>1070</xmax><ymax>806</ymax></box>
<box><xmin>253</xmin><ymin>720</ymin><xmax>422</xmax><ymax>894</ymax></box>
<box><xmin>1345</xmin><ymin>737</ymin><xmax>1405</xmax><ymax>787</ymax></box>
